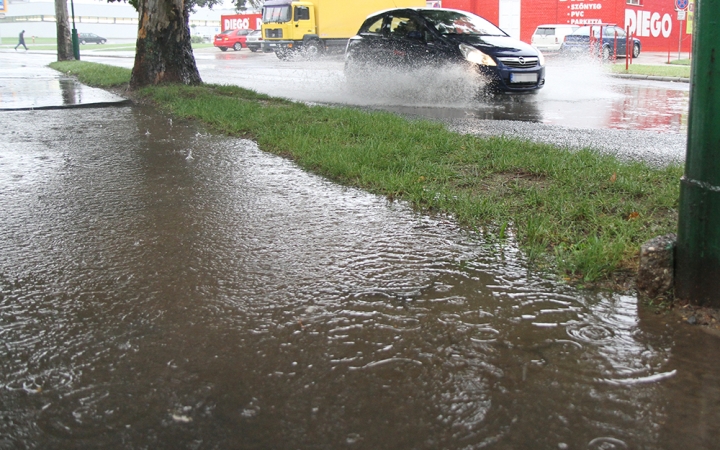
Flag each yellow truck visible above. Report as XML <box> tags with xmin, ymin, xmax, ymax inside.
<box><xmin>261</xmin><ymin>0</ymin><xmax>426</xmax><ymax>58</ymax></box>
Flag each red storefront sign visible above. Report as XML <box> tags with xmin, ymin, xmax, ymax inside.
<box><xmin>440</xmin><ymin>0</ymin><xmax>692</xmax><ymax>52</ymax></box>
<box><xmin>221</xmin><ymin>14</ymin><xmax>262</xmax><ymax>31</ymax></box>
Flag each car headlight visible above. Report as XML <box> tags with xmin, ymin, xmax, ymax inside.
<box><xmin>537</xmin><ymin>50</ymin><xmax>545</xmax><ymax>66</ymax></box>
<box><xmin>459</xmin><ymin>43</ymin><xmax>496</xmax><ymax>67</ymax></box>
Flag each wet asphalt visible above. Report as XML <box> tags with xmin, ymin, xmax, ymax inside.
<box><xmin>0</xmin><ymin>53</ymin><xmax>128</xmax><ymax>110</ymax></box>
<box><xmin>0</xmin><ymin>48</ymin><xmax>688</xmax><ymax>167</ymax></box>
<box><xmin>3</xmin><ymin>51</ymin><xmax>719</xmax><ymax>450</ymax></box>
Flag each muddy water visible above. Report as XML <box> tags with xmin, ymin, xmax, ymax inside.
<box><xmin>1</xmin><ymin>106</ymin><xmax>719</xmax><ymax>449</ymax></box>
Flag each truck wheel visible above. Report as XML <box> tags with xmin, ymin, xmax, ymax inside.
<box><xmin>304</xmin><ymin>40</ymin><xmax>322</xmax><ymax>59</ymax></box>
<box><xmin>275</xmin><ymin>49</ymin><xmax>290</xmax><ymax>60</ymax></box>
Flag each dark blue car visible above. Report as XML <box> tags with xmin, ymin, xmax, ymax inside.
<box><xmin>560</xmin><ymin>24</ymin><xmax>641</xmax><ymax>60</ymax></box>
<box><xmin>345</xmin><ymin>8</ymin><xmax>545</xmax><ymax>94</ymax></box>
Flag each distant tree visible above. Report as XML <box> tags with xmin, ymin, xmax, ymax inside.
<box><xmin>228</xmin><ymin>0</ymin><xmax>263</xmax><ymax>11</ymax></box>
<box><xmin>54</xmin><ymin>0</ymin><xmax>74</xmax><ymax>61</ymax></box>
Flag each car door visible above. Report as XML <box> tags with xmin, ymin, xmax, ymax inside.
<box><xmin>611</xmin><ymin>26</ymin><xmax>628</xmax><ymax>55</ymax></box>
<box><xmin>386</xmin><ymin>13</ymin><xmax>429</xmax><ymax>68</ymax></box>
<box><xmin>346</xmin><ymin>14</ymin><xmax>391</xmax><ymax>66</ymax></box>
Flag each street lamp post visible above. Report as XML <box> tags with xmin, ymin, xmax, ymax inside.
<box><xmin>70</xmin><ymin>0</ymin><xmax>80</xmax><ymax>60</ymax></box>
<box><xmin>675</xmin><ymin>0</ymin><xmax>720</xmax><ymax>305</ymax></box>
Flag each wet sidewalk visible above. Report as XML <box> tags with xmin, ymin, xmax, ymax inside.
<box><xmin>0</xmin><ymin>48</ymin><xmax>716</xmax><ymax>450</ymax></box>
<box><xmin>0</xmin><ymin>52</ymin><xmax>130</xmax><ymax>110</ymax></box>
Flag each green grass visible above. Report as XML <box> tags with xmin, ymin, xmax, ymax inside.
<box><xmin>611</xmin><ymin>63</ymin><xmax>690</xmax><ymax>78</ymax></box>
<box><xmin>50</xmin><ymin>61</ymin><xmax>132</xmax><ymax>87</ymax></box>
<box><xmin>48</xmin><ymin>60</ymin><xmax>683</xmax><ymax>285</ymax></box>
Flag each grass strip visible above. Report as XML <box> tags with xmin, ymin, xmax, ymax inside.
<box><xmin>668</xmin><ymin>58</ymin><xmax>691</xmax><ymax>66</ymax></box>
<box><xmin>49</xmin><ymin>60</ymin><xmax>683</xmax><ymax>286</ymax></box>
<box><xmin>52</xmin><ymin>61</ymin><xmax>132</xmax><ymax>87</ymax></box>
<box><xmin>611</xmin><ymin>63</ymin><xmax>690</xmax><ymax>78</ymax></box>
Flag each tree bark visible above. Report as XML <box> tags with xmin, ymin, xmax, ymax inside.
<box><xmin>130</xmin><ymin>0</ymin><xmax>202</xmax><ymax>88</ymax></box>
<box><xmin>54</xmin><ymin>0</ymin><xmax>74</xmax><ymax>61</ymax></box>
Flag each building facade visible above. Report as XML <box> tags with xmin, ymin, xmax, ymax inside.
<box><xmin>442</xmin><ymin>0</ymin><xmax>694</xmax><ymax>52</ymax></box>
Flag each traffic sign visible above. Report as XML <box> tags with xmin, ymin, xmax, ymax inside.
<box><xmin>676</xmin><ymin>0</ymin><xmax>689</xmax><ymax>10</ymax></box>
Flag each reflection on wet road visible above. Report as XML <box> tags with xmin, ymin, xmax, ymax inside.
<box><xmin>1</xmin><ymin>105</ymin><xmax>718</xmax><ymax>448</ymax></box>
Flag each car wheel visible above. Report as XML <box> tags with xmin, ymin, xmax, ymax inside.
<box><xmin>477</xmin><ymin>82</ymin><xmax>503</xmax><ymax>100</ymax></box>
<box><xmin>602</xmin><ymin>45</ymin><xmax>611</xmax><ymax>61</ymax></box>
<box><xmin>100</xmin><ymin>40</ymin><xmax>106</xmax><ymax>44</ymax></box>
<box><xmin>80</xmin><ymin>40</ymin><xmax>86</xmax><ymax>45</ymax></box>
<box><xmin>344</xmin><ymin>55</ymin><xmax>374</xmax><ymax>90</ymax></box>
<box><xmin>304</xmin><ymin>40</ymin><xmax>322</xmax><ymax>59</ymax></box>
<box><xmin>633</xmin><ymin>43</ymin><xmax>641</xmax><ymax>58</ymax></box>
<box><xmin>219</xmin><ymin>47</ymin><xmax>228</xmax><ymax>52</ymax></box>
<box><xmin>250</xmin><ymin>48</ymin><xmax>258</xmax><ymax>52</ymax></box>
<box><xmin>233</xmin><ymin>42</ymin><xmax>242</xmax><ymax>51</ymax></box>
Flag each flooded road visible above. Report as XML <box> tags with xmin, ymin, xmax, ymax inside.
<box><xmin>78</xmin><ymin>49</ymin><xmax>690</xmax><ymax>135</ymax></box>
<box><xmin>1</xmin><ymin>102</ymin><xmax>719</xmax><ymax>448</ymax></box>
<box><xmin>192</xmin><ymin>51</ymin><xmax>689</xmax><ymax>134</ymax></box>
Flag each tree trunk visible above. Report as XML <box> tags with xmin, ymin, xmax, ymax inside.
<box><xmin>54</xmin><ymin>0</ymin><xmax>74</xmax><ymax>61</ymax></box>
<box><xmin>130</xmin><ymin>0</ymin><xmax>202</xmax><ymax>88</ymax></box>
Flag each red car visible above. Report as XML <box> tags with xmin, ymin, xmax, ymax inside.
<box><xmin>213</xmin><ymin>29</ymin><xmax>252</xmax><ymax>52</ymax></box>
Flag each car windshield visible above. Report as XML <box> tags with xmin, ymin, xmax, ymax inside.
<box><xmin>420</xmin><ymin>10</ymin><xmax>506</xmax><ymax>36</ymax></box>
<box><xmin>263</xmin><ymin>6</ymin><xmax>291</xmax><ymax>23</ymax></box>
<box><xmin>571</xmin><ymin>26</ymin><xmax>611</xmax><ymax>37</ymax></box>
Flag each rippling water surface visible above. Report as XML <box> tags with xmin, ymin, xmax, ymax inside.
<box><xmin>1</xmin><ymin>106</ymin><xmax>718</xmax><ymax>449</ymax></box>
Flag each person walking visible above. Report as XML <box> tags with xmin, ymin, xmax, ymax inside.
<box><xmin>15</xmin><ymin>30</ymin><xmax>28</xmax><ymax>51</ymax></box>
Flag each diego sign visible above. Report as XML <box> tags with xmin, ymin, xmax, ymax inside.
<box><xmin>625</xmin><ymin>9</ymin><xmax>672</xmax><ymax>38</ymax></box>
<box><xmin>222</xmin><ymin>14</ymin><xmax>262</xmax><ymax>31</ymax></box>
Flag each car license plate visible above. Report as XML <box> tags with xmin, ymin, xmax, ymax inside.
<box><xmin>510</xmin><ymin>73</ymin><xmax>537</xmax><ymax>83</ymax></box>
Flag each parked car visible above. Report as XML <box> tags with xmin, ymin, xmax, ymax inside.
<box><xmin>560</xmin><ymin>24</ymin><xmax>641</xmax><ymax>59</ymax></box>
<box><xmin>531</xmin><ymin>24</ymin><xmax>578</xmax><ymax>52</ymax></box>
<box><xmin>78</xmin><ymin>32</ymin><xmax>107</xmax><ymax>44</ymax></box>
<box><xmin>344</xmin><ymin>8</ymin><xmax>545</xmax><ymax>93</ymax></box>
<box><xmin>213</xmin><ymin>28</ymin><xmax>252</xmax><ymax>52</ymax></box>
<box><xmin>245</xmin><ymin>30</ymin><xmax>263</xmax><ymax>52</ymax></box>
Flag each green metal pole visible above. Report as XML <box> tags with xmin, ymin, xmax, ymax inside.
<box><xmin>70</xmin><ymin>0</ymin><xmax>80</xmax><ymax>60</ymax></box>
<box><xmin>676</xmin><ymin>0</ymin><xmax>720</xmax><ymax>306</ymax></box>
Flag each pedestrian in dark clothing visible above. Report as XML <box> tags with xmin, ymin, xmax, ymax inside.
<box><xmin>15</xmin><ymin>30</ymin><xmax>28</xmax><ymax>51</ymax></box>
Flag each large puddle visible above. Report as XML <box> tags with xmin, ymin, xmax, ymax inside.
<box><xmin>1</xmin><ymin>106</ymin><xmax>718</xmax><ymax>448</ymax></box>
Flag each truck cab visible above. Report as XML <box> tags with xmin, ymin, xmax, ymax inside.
<box><xmin>262</xmin><ymin>1</ymin><xmax>322</xmax><ymax>58</ymax></box>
